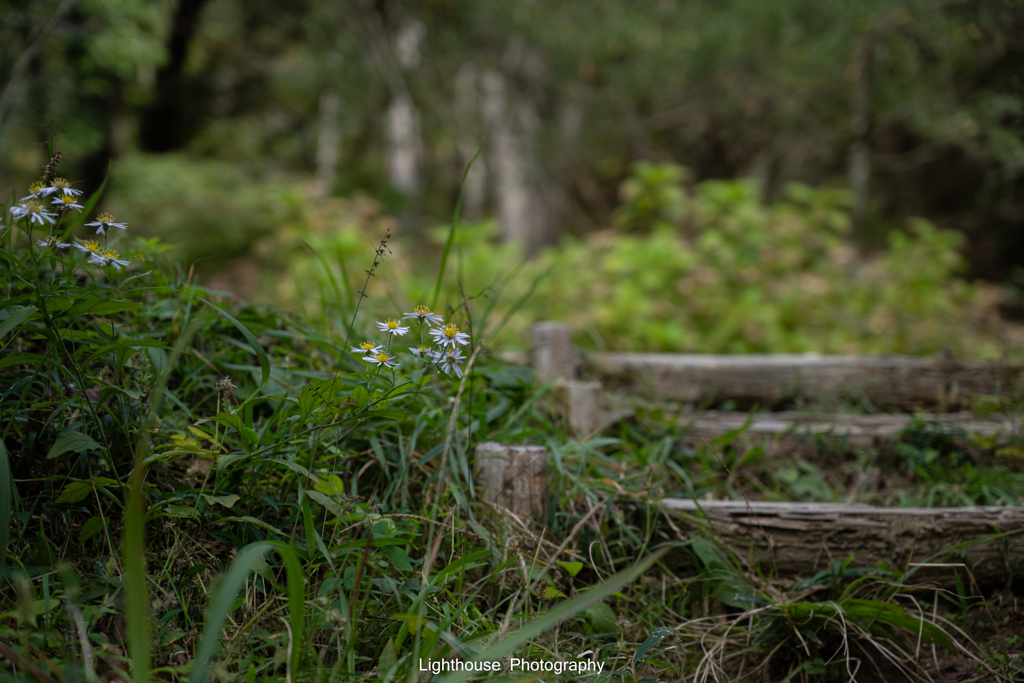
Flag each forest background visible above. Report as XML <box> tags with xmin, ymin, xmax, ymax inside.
<box><xmin>2</xmin><ymin>0</ymin><xmax>1024</xmax><ymax>353</ymax></box>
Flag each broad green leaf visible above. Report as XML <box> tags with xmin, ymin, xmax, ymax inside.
<box><xmin>557</xmin><ymin>561</ymin><xmax>583</xmax><ymax>577</ymax></box>
<box><xmin>378</xmin><ymin>638</ymin><xmax>397</xmax><ymax>678</ymax></box>
<box><xmin>306</xmin><ymin>489</ymin><xmax>345</xmax><ymax>519</ymax></box>
<box><xmin>81</xmin><ymin>516</ymin><xmax>106</xmax><ymax>544</ymax></box>
<box><xmin>48</xmin><ymin>432</ymin><xmax>102</xmax><ymax>459</ymax></box>
<box><xmin>313</xmin><ymin>474</ymin><xmax>345</xmax><ymax>496</ymax></box>
<box><xmin>0</xmin><ymin>305</ymin><xmax>37</xmax><ymax>339</ymax></box>
<box><xmin>0</xmin><ymin>352</ymin><xmax>55</xmax><ymax>370</ymax></box>
<box><xmin>542</xmin><ymin>585</ymin><xmax>567</xmax><ymax>599</ymax></box>
<box><xmin>585</xmin><ymin>602</ymin><xmax>618</xmax><ymax>633</ymax></box>
<box><xmin>56</xmin><ymin>478</ymin><xmax>119</xmax><ymax>504</ymax></box>
<box><xmin>210</xmin><ymin>413</ymin><xmax>244</xmax><ymax>433</ymax></box>
<box><xmin>202</xmin><ymin>494</ymin><xmax>240</xmax><ymax>509</ymax></box>
<box><xmin>384</xmin><ymin>546</ymin><xmax>414</xmax><ymax>572</ymax></box>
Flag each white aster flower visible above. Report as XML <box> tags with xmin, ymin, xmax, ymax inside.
<box><xmin>52</xmin><ymin>192</ymin><xmax>84</xmax><ymax>213</ymax></box>
<box><xmin>37</xmin><ymin>236</ymin><xmax>70</xmax><ymax>249</ymax></box>
<box><xmin>88</xmin><ymin>248</ymin><xmax>130</xmax><ymax>270</ymax></box>
<box><xmin>11</xmin><ymin>201</ymin><xmax>57</xmax><ymax>226</ymax></box>
<box><xmin>49</xmin><ymin>178</ymin><xmax>82</xmax><ymax>196</ymax></box>
<box><xmin>429</xmin><ymin>322</ymin><xmax>470</xmax><ymax>348</ymax></box>
<box><xmin>74</xmin><ymin>239</ymin><xmax>103</xmax><ymax>255</ymax></box>
<box><xmin>410</xmin><ymin>344</ymin><xmax>440</xmax><ymax>361</ymax></box>
<box><xmin>439</xmin><ymin>348</ymin><xmax>466</xmax><ymax>378</ymax></box>
<box><xmin>20</xmin><ymin>181</ymin><xmax>48</xmax><ymax>201</ymax></box>
<box><xmin>402</xmin><ymin>305</ymin><xmax>444</xmax><ymax>326</ymax></box>
<box><xmin>350</xmin><ymin>340</ymin><xmax>383</xmax><ymax>355</ymax></box>
<box><xmin>376</xmin><ymin>318</ymin><xmax>410</xmax><ymax>336</ymax></box>
<box><xmin>85</xmin><ymin>212</ymin><xmax>128</xmax><ymax>234</ymax></box>
<box><xmin>363</xmin><ymin>350</ymin><xmax>397</xmax><ymax>368</ymax></box>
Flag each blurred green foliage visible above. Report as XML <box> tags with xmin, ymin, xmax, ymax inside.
<box><xmin>289</xmin><ymin>162</ymin><xmax>1008</xmax><ymax>357</ymax></box>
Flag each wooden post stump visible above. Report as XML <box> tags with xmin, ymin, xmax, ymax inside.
<box><xmin>531</xmin><ymin>321</ymin><xmax>575</xmax><ymax>385</ymax></box>
<box><xmin>561</xmin><ymin>380</ymin><xmax>602</xmax><ymax>437</ymax></box>
<box><xmin>475</xmin><ymin>442</ymin><xmax>548</xmax><ymax>520</ymax></box>
<box><xmin>663</xmin><ymin>499</ymin><xmax>1024</xmax><ymax>587</ymax></box>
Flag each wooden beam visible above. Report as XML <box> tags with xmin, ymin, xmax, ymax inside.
<box><xmin>678</xmin><ymin>410</ymin><xmax>1016</xmax><ymax>448</ymax></box>
<box><xmin>592</xmin><ymin>352</ymin><xmax>1020</xmax><ymax>410</ymax></box>
<box><xmin>662</xmin><ymin>499</ymin><xmax>1024</xmax><ymax>586</ymax></box>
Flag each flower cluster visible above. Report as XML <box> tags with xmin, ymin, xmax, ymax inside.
<box><xmin>9</xmin><ymin>160</ymin><xmax>134</xmax><ymax>272</ymax></box>
<box><xmin>350</xmin><ymin>305</ymin><xmax>471</xmax><ymax>378</ymax></box>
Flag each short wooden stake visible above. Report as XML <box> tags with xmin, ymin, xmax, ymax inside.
<box><xmin>474</xmin><ymin>442</ymin><xmax>548</xmax><ymax>520</ymax></box>
<box><xmin>531</xmin><ymin>321</ymin><xmax>575</xmax><ymax>385</ymax></box>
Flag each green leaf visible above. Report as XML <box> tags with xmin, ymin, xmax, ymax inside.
<box><xmin>0</xmin><ymin>305</ymin><xmax>37</xmax><ymax>339</ymax></box>
<box><xmin>384</xmin><ymin>546</ymin><xmax>414</xmax><ymax>572</ymax></box>
<box><xmin>585</xmin><ymin>602</ymin><xmax>618</xmax><ymax>633</ymax></box>
<box><xmin>56</xmin><ymin>478</ymin><xmax>118</xmax><ymax>504</ymax></box>
<box><xmin>843</xmin><ymin>599</ymin><xmax>955</xmax><ymax>652</ymax></box>
<box><xmin>81</xmin><ymin>516</ymin><xmax>106</xmax><ymax>544</ymax></box>
<box><xmin>633</xmin><ymin>626</ymin><xmax>674</xmax><ymax>664</ymax></box>
<box><xmin>378</xmin><ymin>638</ymin><xmax>397</xmax><ymax>678</ymax></box>
<box><xmin>210</xmin><ymin>413</ymin><xmax>244</xmax><ymax>433</ymax></box>
<box><xmin>305</xmin><ymin>489</ymin><xmax>345</xmax><ymax>519</ymax></box>
<box><xmin>313</xmin><ymin>474</ymin><xmax>345</xmax><ymax>496</ymax></box>
<box><xmin>0</xmin><ymin>352</ymin><xmax>56</xmax><ymax>370</ymax></box>
<box><xmin>48</xmin><ymin>432</ymin><xmax>102</xmax><ymax>459</ymax></box>
<box><xmin>202</xmin><ymin>494</ymin><xmax>240</xmax><ymax>509</ymax></box>
<box><xmin>198</xmin><ymin>298</ymin><xmax>271</xmax><ymax>403</ymax></box>
<box><xmin>557</xmin><ymin>561</ymin><xmax>583</xmax><ymax>577</ymax></box>
<box><xmin>351</xmin><ymin>385</ymin><xmax>369</xmax><ymax>407</ymax></box>
<box><xmin>299</xmin><ymin>377</ymin><xmax>346</xmax><ymax>421</ymax></box>
<box><xmin>542</xmin><ymin>585</ymin><xmax>567</xmax><ymax>599</ymax></box>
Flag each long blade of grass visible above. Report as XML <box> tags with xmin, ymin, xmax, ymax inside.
<box><xmin>431</xmin><ymin>143</ymin><xmax>482</xmax><ymax>309</ymax></box>
<box><xmin>198</xmin><ymin>297</ymin><xmax>271</xmax><ymax>403</ymax></box>
<box><xmin>437</xmin><ymin>546</ymin><xmax>669</xmax><ymax>683</ymax></box>
<box><xmin>188</xmin><ymin>541</ymin><xmax>306</xmax><ymax>683</ymax></box>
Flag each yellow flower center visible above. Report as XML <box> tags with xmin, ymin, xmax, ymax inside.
<box><xmin>97</xmin><ymin>212</ymin><xmax>115</xmax><ymax>223</ymax></box>
<box><xmin>443</xmin><ymin>324</ymin><xmax>459</xmax><ymax>338</ymax></box>
<box><xmin>29</xmin><ymin>181</ymin><xmax>45</xmax><ymax>193</ymax></box>
<box><xmin>101</xmin><ymin>249</ymin><xmax>119</xmax><ymax>258</ymax></box>
<box><xmin>359</xmin><ymin>341</ymin><xmax>376</xmax><ymax>350</ymax></box>
<box><xmin>57</xmin><ymin>193</ymin><xmax>75</xmax><ymax>204</ymax></box>
<box><xmin>82</xmin><ymin>240</ymin><xmax>100</xmax><ymax>253</ymax></box>
<box><xmin>374</xmin><ymin>352</ymin><xmax>390</xmax><ymax>362</ymax></box>
<box><xmin>416</xmin><ymin>345</ymin><xmax>429</xmax><ymax>352</ymax></box>
<box><xmin>385</xmin><ymin>319</ymin><xmax>399</xmax><ymax>329</ymax></box>
<box><xmin>414</xmin><ymin>305</ymin><xmax>431</xmax><ymax>315</ymax></box>
<box><xmin>23</xmin><ymin>201</ymin><xmax>42</xmax><ymax>213</ymax></box>
<box><xmin>51</xmin><ymin>178</ymin><xmax>70</xmax><ymax>189</ymax></box>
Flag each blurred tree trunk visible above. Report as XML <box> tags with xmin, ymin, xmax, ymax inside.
<box><xmin>139</xmin><ymin>0</ymin><xmax>210</xmax><ymax>152</ymax></box>
<box><xmin>848</xmin><ymin>34</ymin><xmax>873</xmax><ymax>228</ymax></box>
<box><xmin>481</xmin><ymin>69</ymin><xmax>550</xmax><ymax>254</ymax></box>
<box><xmin>385</xmin><ymin>21</ymin><xmax>424</xmax><ymax>196</ymax></box>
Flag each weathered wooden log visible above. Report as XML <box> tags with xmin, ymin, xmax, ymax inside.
<box><xmin>531</xmin><ymin>322</ymin><xmax>576</xmax><ymax>385</ymax></box>
<box><xmin>592</xmin><ymin>352</ymin><xmax>1021</xmax><ymax>410</ymax></box>
<box><xmin>474</xmin><ymin>442</ymin><xmax>548</xmax><ymax>520</ymax></box>
<box><xmin>662</xmin><ymin>499</ymin><xmax>1024</xmax><ymax>586</ymax></box>
<box><xmin>678</xmin><ymin>411</ymin><xmax>1017</xmax><ymax>449</ymax></box>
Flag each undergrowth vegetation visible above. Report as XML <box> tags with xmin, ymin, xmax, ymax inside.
<box><xmin>2</xmin><ymin>135</ymin><xmax>1023</xmax><ymax>683</ymax></box>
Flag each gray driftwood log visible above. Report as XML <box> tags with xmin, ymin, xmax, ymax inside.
<box><xmin>591</xmin><ymin>352</ymin><xmax>1020</xmax><ymax>410</ymax></box>
<box><xmin>662</xmin><ymin>499</ymin><xmax>1024</xmax><ymax>586</ymax></box>
<box><xmin>678</xmin><ymin>411</ymin><xmax>1018</xmax><ymax>449</ymax></box>
<box><xmin>474</xmin><ymin>442</ymin><xmax>548</xmax><ymax>520</ymax></box>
